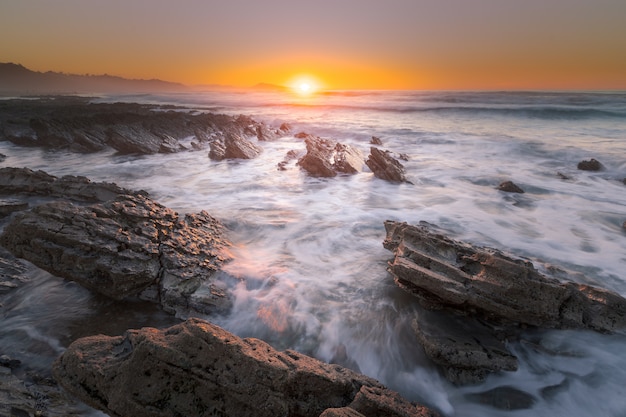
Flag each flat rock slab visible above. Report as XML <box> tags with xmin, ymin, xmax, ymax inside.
<box><xmin>53</xmin><ymin>318</ymin><xmax>439</xmax><ymax>417</ymax></box>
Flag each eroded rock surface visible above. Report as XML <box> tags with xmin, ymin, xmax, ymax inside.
<box><xmin>208</xmin><ymin>130</ymin><xmax>263</xmax><ymax>160</ymax></box>
<box><xmin>497</xmin><ymin>180</ymin><xmax>525</xmax><ymax>193</ymax></box>
<box><xmin>0</xmin><ymin>166</ymin><xmax>133</xmax><ymax>203</ymax></box>
<box><xmin>365</xmin><ymin>147</ymin><xmax>409</xmax><ymax>183</ymax></box>
<box><xmin>0</xmin><ymin>97</ymin><xmax>283</xmax><ymax>155</ymax></box>
<box><xmin>383</xmin><ymin>220</ymin><xmax>626</xmax><ymax>383</ymax></box>
<box><xmin>0</xmin><ymin>193</ymin><xmax>232</xmax><ymax>316</ymax></box>
<box><xmin>297</xmin><ymin>136</ymin><xmax>364</xmax><ymax>177</ymax></box>
<box><xmin>53</xmin><ymin>318</ymin><xmax>438</xmax><ymax>417</ymax></box>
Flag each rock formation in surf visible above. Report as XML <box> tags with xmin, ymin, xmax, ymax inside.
<box><xmin>383</xmin><ymin>220</ymin><xmax>626</xmax><ymax>383</ymax></box>
<box><xmin>53</xmin><ymin>318</ymin><xmax>439</xmax><ymax>417</ymax></box>
<box><xmin>365</xmin><ymin>147</ymin><xmax>410</xmax><ymax>183</ymax></box>
<box><xmin>297</xmin><ymin>135</ymin><xmax>365</xmax><ymax>177</ymax></box>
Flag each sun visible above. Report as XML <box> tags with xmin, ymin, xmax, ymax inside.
<box><xmin>298</xmin><ymin>82</ymin><xmax>311</xmax><ymax>93</ymax></box>
<box><xmin>289</xmin><ymin>75</ymin><xmax>321</xmax><ymax>96</ymax></box>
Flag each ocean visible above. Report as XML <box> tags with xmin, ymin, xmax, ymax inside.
<box><xmin>1</xmin><ymin>90</ymin><xmax>626</xmax><ymax>416</ymax></box>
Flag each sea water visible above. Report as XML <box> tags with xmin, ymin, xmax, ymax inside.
<box><xmin>1</xmin><ymin>90</ymin><xmax>626</xmax><ymax>416</ymax></box>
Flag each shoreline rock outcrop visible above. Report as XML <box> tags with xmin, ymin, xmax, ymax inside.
<box><xmin>297</xmin><ymin>135</ymin><xmax>364</xmax><ymax>177</ymax></box>
<box><xmin>0</xmin><ymin>169</ymin><xmax>234</xmax><ymax>317</ymax></box>
<box><xmin>365</xmin><ymin>147</ymin><xmax>410</xmax><ymax>183</ymax></box>
<box><xmin>53</xmin><ymin>318</ymin><xmax>439</xmax><ymax>417</ymax></box>
<box><xmin>0</xmin><ymin>97</ymin><xmax>286</xmax><ymax>157</ymax></box>
<box><xmin>383</xmin><ymin>220</ymin><xmax>626</xmax><ymax>383</ymax></box>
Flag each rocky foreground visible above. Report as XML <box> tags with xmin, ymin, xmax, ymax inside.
<box><xmin>2</xmin><ymin>98</ymin><xmax>626</xmax><ymax>415</ymax></box>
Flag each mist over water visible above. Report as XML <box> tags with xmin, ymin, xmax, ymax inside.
<box><xmin>1</xmin><ymin>90</ymin><xmax>626</xmax><ymax>415</ymax></box>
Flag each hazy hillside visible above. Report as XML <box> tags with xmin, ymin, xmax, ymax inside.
<box><xmin>0</xmin><ymin>63</ymin><xmax>188</xmax><ymax>95</ymax></box>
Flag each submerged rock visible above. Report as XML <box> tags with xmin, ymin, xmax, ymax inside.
<box><xmin>497</xmin><ymin>180</ymin><xmax>525</xmax><ymax>193</ymax></box>
<box><xmin>365</xmin><ymin>147</ymin><xmax>409</xmax><ymax>183</ymax></box>
<box><xmin>0</xmin><ymin>193</ymin><xmax>232</xmax><ymax>316</ymax></box>
<box><xmin>297</xmin><ymin>136</ymin><xmax>364</xmax><ymax>177</ymax></box>
<box><xmin>412</xmin><ymin>311</ymin><xmax>518</xmax><ymax>384</ymax></box>
<box><xmin>53</xmin><ymin>318</ymin><xmax>438</xmax><ymax>417</ymax></box>
<box><xmin>577</xmin><ymin>158</ymin><xmax>603</xmax><ymax>171</ymax></box>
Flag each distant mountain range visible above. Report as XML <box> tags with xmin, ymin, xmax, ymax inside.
<box><xmin>0</xmin><ymin>62</ymin><xmax>189</xmax><ymax>95</ymax></box>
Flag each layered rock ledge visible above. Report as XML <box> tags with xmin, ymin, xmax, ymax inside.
<box><xmin>0</xmin><ymin>96</ymin><xmax>286</xmax><ymax>156</ymax></box>
<box><xmin>53</xmin><ymin>318</ymin><xmax>439</xmax><ymax>417</ymax></box>
<box><xmin>297</xmin><ymin>135</ymin><xmax>364</xmax><ymax>177</ymax></box>
<box><xmin>0</xmin><ymin>169</ymin><xmax>233</xmax><ymax>317</ymax></box>
<box><xmin>383</xmin><ymin>220</ymin><xmax>626</xmax><ymax>383</ymax></box>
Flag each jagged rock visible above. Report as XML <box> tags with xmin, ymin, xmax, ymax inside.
<box><xmin>365</xmin><ymin>147</ymin><xmax>409</xmax><ymax>183</ymax></box>
<box><xmin>0</xmin><ymin>194</ymin><xmax>232</xmax><ymax>316</ymax></box>
<box><xmin>383</xmin><ymin>221</ymin><xmax>626</xmax><ymax>333</ymax></box>
<box><xmin>577</xmin><ymin>158</ymin><xmax>603</xmax><ymax>171</ymax></box>
<box><xmin>256</xmin><ymin>122</ymin><xmax>291</xmax><ymax>141</ymax></box>
<box><xmin>0</xmin><ymin>167</ymin><xmax>134</xmax><ymax>203</ymax></box>
<box><xmin>294</xmin><ymin>131</ymin><xmax>311</xmax><ymax>139</ymax></box>
<box><xmin>497</xmin><ymin>181</ymin><xmax>525</xmax><ymax>193</ymax></box>
<box><xmin>208</xmin><ymin>131</ymin><xmax>263</xmax><ymax>160</ymax></box>
<box><xmin>0</xmin><ymin>97</ymin><xmax>274</xmax><ymax>155</ymax></box>
<box><xmin>52</xmin><ymin>318</ymin><xmax>438</xmax><ymax>417</ymax></box>
<box><xmin>278</xmin><ymin>149</ymin><xmax>301</xmax><ymax>171</ymax></box>
<box><xmin>297</xmin><ymin>136</ymin><xmax>364</xmax><ymax>177</ymax></box>
<box><xmin>412</xmin><ymin>310</ymin><xmax>518</xmax><ymax>384</ymax></box>
<box><xmin>383</xmin><ymin>221</ymin><xmax>626</xmax><ymax>384</ymax></box>
<box><xmin>370</xmin><ymin>136</ymin><xmax>382</xmax><ymax>145</ymax></box>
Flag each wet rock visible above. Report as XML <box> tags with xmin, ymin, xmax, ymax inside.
<box><xmin>256</xmin><ymin>122</ymin><xmax>291</xmax><ymax>141</ymax></box>
<box><xmin>465</xmin><ymin>386</ymin><xmax>536</xmax><ymax>410</ymax></box>
<box><xmin>577</xmin><ymin>158</ymin><xmax>603</xmax><ymax>171</ymax></box>
<box><xmin>365</xmin><ymin>147</ymin><xmax>409</xmax><ymax>183</ymax></box>
<box><xmin>0</xmin><ymin>246</ymin><xmax>29</xmax><ymax>296</ymax></box>
<box><xmin>0</xmin><ymin>198</ymin><xmax>28</xmax><ymax>218</ymax></box>
<box><xmin>208</xmin><ymin>131</ymin><xmax>262</xmax><ymax>160</ymax></box>
<box><xmin>383</xmin><ymin>221</ymin><xmax>626</xmax><ymax>333</ymax></box>
<box><xmin>412</xmin><ymin>310</ymin><xmax>518</xmax><ymax>384</ymax></box>
<box><xmin>294</xmin><ymin>131</ymin><xmax>312</xmax><ymax>139</ymax></box>
<box><xmin>497</xmin><ymin>181</ymin><xmax>525</xmax><ymax>193</ymax></box>
<box><xmin>0</xmin><ymin>167</ymin><xmax>134</xmax><ymax>203</ymax></box>
<box><xmin>320</xmin><ymin>407</ymin><xmax>365</xmax><ymax>417</ymax></box>
<box><xmin>297</xmin><ymin>136</ymin><xmax>364</xmax><ymax>177</ymax></box>
<box><xmin>0</xmin><ymin>97</ymin><xmax>273</xmax><ymax>155</ymax></box>
<box><xmin>52</xmin><ymin>318</ymin><xmax>438</xmax><ymax>417</ymax></box>
<box><xmin>0</xmin><ymin>364</ymin><xmax>97</xmax><ymax>417</ymax></box>
<box><xmin>0</xmin><ymin>194</ymin><xmax>232</xmax><ymax>316</ymax></box>
<box><xmin>278</xmin><ymin>149</ymin><xmax>301</xmax><ymax>171</ymax></box>
<box><xmin>557</xmin><ymin>172</ymin><xmax>572</xmax><ymax>180</ymax></box>
<box><xmin>370</xmin><ymin>136</ymin><xmax>382</xmax><ymax>145</ymax></box>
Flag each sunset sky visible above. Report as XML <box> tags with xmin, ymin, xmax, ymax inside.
<box><xmin>1</xmin><ymin>0</ymin><xmax>625</xmax><ymax>90</ymax></box>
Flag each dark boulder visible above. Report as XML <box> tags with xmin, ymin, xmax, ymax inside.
<box><xmin>577</xmin><ymin>158</ymin><xmax>603</xmax><ymax>171</ymax></box>
<box><xmin>297</xmin><ymin>136</ymin><xmax>364</xmax><ymax>177</ymax></box>
<box><xmin>370</xmin><ymin>136</ymin><xmax>382</xmax><ymax>145</ymax></box>
<box><xmin>0</xmin><ymin>194</ymin><xmax>232</xmax><ymax>316</ymax></box>
<box><xmin>365</xmin><ymin>147</ymin><xmax>409</xmax><ymax>183</ymax></box>
<box><xmin>52</xmin><ymin>318</ymin><xmax>438</xmax><ymax>417</ymax></box>
<box><xmin>497</xmin><ymin>181</ymin><xmax>525</xmax><ymax>193</ymax></box>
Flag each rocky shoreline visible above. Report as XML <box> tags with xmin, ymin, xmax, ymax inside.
<box><xmin>1</xmin><ymin>97</ymin><xmax>625</xmax><ymax>416</ymax></box>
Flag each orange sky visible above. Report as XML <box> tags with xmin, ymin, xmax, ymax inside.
<box><xmin>1</xmin><ymin>0</ymin><xmax>625</xmax><ymax>90</ymax></box>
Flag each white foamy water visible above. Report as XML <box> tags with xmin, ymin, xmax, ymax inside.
<box><xmin>1</xmin><ymin>90</ymin><xmax>626</xmax><ymax>416</ymax></box>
